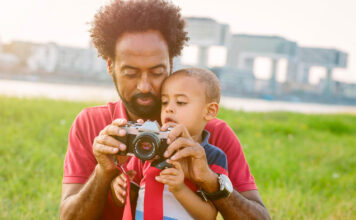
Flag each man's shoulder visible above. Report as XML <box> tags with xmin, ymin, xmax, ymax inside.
<box><xmin>205</xmin><ymin>118</ymin><xmax>238</xmax><ymax>142</ymax></box>
<box><xmin>76</xmin><ymin>100</ymin><xmax>125</xmax><ymax>122</ymax></box>
<box><xmin>206</xmin><ymin>118</ymin><xmax>228</xmax><ymax>129</ymax></box>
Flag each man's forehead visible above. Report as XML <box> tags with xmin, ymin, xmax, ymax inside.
<box><xmin>115</xmin><ymin>30</ymin><xmax>169</xmax><ymax>56</ymax></box>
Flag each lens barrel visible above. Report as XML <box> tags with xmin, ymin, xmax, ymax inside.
<box><xmin>132</xmin><ymin>132</ymin><xmax>160</xmax><ymax>160</ymax></box>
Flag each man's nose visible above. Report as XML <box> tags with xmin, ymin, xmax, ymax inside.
<box><xmin>137</xmin><ymin>74</ymin><xmax>152</xmax><ymax>93</ymax></box>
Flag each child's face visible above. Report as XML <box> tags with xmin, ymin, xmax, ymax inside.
<box><xmin>160</xmin><ymin>75</ymin><xmax>208</xmax><ymax>137</ymax></box>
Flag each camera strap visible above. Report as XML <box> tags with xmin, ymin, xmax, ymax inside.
<box><xmin>144</xmin><ymin>166</ymin><xmax>165</xmax><ymax>220</ymax></box>
<box><xmin>118</xmin><ymin>165</ymin><xmax>133</xmax><ymax>220</ymax></box>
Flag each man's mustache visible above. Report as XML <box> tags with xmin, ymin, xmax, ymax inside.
<box><xmin>132</xmin><ymin>93</ymin><xmax>158</xmax><ymax>102</ymax></box>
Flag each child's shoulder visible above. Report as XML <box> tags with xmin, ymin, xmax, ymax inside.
<box><xmin>203</xmin><ymin>142</ymin><xmax>227</xmax><ymax>162</ymax></box>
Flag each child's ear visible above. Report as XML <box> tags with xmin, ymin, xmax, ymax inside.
<box><xmin>204</xmin><ymin>102</ymin><xmax>219</xmax><ymax>121</ymax></box>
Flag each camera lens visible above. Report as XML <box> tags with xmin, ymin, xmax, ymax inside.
<box><xmin>139</xmin><ymin>142</ymin><xmax>153</xmax><ymax>151</ymax></box>
<box><xmin>132</xmin><ymin>132</ymin><xmax>160</xmax><ymax>161</ymax></box>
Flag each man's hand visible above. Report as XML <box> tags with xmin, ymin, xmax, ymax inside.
<box><xmin>93</xmin><ymin>118</ymin><xmax>130</xmax><ymax>175</ymax></box>
<box><xmin>161</xmin><ymin>124</ymin><xmax>217</xmax><ymax>188</ymax></box>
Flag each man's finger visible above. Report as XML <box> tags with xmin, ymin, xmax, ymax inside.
<box><xmin>164</xmin><ymin>137</ymin><xmax>195</xmax><ymax>158</ymax></box>
<box><xmin>95</xmin><ymin>135</ymin><xmax>124</xmax><ymax>149</ymax></box>
<box><xmin>100</xmin><ymin>124</ymin><xmax>127</xmax><ymax>137</ymax></box>
<box><xmin>170</xmin><ymin>145</ymin><xmax>205</xmax><ymax>161</ymax></box>
<box><xmin>112</xmin><ymin>118</ymin><xmax>128</xmax><ymax>127</ymax></box>
<box><xmin>167</xmin><ymin>124</ymin><xmax>191</xmax><ymax>144</ymax></box>
<box><xmin>93</xmin><ymin>143</ymin><xmax>119</xmax><ymax>155</ymax></box>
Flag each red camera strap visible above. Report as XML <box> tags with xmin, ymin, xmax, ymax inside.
<box><xmin>118</xmin><ymin>164</ymin><xmax>133</xmax><ymax>220</ymax></box>
<box><xmin>144</xmin><ymin>166</ymin><xmax>164</xmax><ymax>220</ymax></box>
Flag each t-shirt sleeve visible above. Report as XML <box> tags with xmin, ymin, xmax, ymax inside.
<box><xmin>206</xmin><ymin>119</ymin><xmax>257</xmax><ymax>192</ymax></box>
<box><xmin>206</xmin><ymin>145</ymin><xmax>229</xmax><ymax>176</ymax></box>
<box><xmin>63</xmin><ymin>109</ymin><xmax>97</xmax><ymax>184</ymax></box>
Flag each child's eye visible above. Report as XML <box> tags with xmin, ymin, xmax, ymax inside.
<box><xmin>177</xmin><ymin>101</ymin><xmax>187</xmax><ymax>105</ymax></box>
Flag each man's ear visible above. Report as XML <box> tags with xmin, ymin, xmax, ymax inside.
<box><xmin>169</xmin><ymin>58</ymin><xmax>173</xmax><ymax>74</ymax></box>
<box><xmin>204</xmin><ymin>102</ymin><xmax>219</xmax><ymax>121</ymax></box>
<box><xmin>106</xmin><ymin>57</ymin><xmax>114</xmax><ymax>76</ymax></box>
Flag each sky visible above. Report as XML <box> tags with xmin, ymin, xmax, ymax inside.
<box><xmin>0</xmin><ymin>0</ymin><xmax>355</xmax><ymax>83</ymax></box>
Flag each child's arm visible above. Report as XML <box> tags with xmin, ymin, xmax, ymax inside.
<box><xmin>156</xmin><ymin>160</ymin><xmax>217</xmax><ymax>220</ymax></box>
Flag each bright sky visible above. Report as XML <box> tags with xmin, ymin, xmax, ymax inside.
<box><xmin>1</xmin><ymin>0</ymin><xmax>355</xmax><ymax>83</ymax></box>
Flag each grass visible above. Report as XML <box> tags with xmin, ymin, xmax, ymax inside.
<box><xmin>0</xmin><ymin>95</ymin><xmax>355</xmax><ymax>219</ymax></box>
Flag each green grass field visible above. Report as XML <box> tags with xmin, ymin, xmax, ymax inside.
<box><xmin>0</xmin><ymin>96</ymin><xmax>355</xmax><ymax>219</ymax></box>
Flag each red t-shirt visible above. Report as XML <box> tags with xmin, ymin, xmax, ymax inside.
<box><xmin>63</xmin><ymin>100</ymin><xmax>257</xmax><ymax>219</ymax></box>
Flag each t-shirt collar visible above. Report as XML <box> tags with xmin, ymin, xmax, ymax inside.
<box><xmin>201</xmin><ymin>130</ymin><xmax>210</xmax><ymax>147</ymax></box>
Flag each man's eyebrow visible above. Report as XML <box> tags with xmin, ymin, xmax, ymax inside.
<box><xmin>149</xmin><ymin>64</ymin><xmax>167</xmax><ymax>70</ymax></box>
<box><xmin>121</xmin><ymin>65</ymin><xmax>138</xmax><ymax>70</ymax></box>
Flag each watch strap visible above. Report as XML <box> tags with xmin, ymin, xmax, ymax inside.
<box><xmin>200</xmin><ymin>174</ymin><xmax>232</xmax><ymax>200</ymax></box>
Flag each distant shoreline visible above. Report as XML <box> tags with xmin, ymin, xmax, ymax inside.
<box><xmin>1</xmin><ymin>79</ymin><xmax>356</xmax><ymax>114</ymax></box>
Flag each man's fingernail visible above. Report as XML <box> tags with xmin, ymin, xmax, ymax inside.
<box><xmin>167</xmin><ymin>138</ymin><xmax>171</xmax><ymax>144</ymax></box>
<box><xmin>171</xmin><ymin>155</ymin><xmax>176</xmax><ymax>160</ymax></box>
<box><xmin>119</xmin><ymin>130</ymin><xmax>125</xmax><ymax>135</ymax></box>
<box><xmin>112</xmin><ymin>148</ymin><xmax>118</xmax><ymax>152</ymax></box>
<box><xmin>120</xmin><ymin>144</ymin><xmax>126</xmax><ymax>150</ymax></box>
<box><xmin>164</xmin><ymin>152</ymin><xmax>168</xmax><ymax>157</ymax></box>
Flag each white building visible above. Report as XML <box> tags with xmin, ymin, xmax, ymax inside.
<box><xmin>27</xmin><ymin>43</ymin><xmax>107</xmax><ymax>77</ymax></box>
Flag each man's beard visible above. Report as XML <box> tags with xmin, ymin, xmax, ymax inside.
<box><xmin>113</xmin><ymin>74</ymin><xmax>161</xmax><ymax>119</ymax></box>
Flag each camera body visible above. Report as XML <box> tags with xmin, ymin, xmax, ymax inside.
<box><xmin>113</xmin><ymin>120</ymin><xmax>169</xmax><ymax>161</ymax></box>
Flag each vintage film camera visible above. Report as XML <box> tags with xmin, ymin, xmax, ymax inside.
<box><xmin>113</xmin><ymin>120</ymin><xmax>171</xmax><ymax>163</ymax></box>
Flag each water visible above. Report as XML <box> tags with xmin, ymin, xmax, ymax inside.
<box><xmin>1</xmin><ymin>79</ymin><xmax>356</xmax><ymax>114</ymax></box>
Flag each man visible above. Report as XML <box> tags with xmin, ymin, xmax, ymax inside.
<box><xmin>60</xmin><ymin>0</ymin><xmax>270</xmax><ymax>219</ymax></box>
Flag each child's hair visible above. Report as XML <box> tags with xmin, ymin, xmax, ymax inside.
<box><xmin>166</xmin><ymin>67</ymin><xmax>221</xmax><ymax>103</ymax></box>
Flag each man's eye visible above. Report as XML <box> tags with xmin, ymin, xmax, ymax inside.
<box><xmin>161</xmin><ymin>101</ymin><xmax>168</xmax><ymax>105</ymax></box>
<box><xmin>123</xmin><ymin>69</ymin><xmax>138</xmax><ymax>77</ymax></box>
<box><xmin>151</xmin><ymin>67</ymin><xmax>165</xmax><ymax>75</ymax></box>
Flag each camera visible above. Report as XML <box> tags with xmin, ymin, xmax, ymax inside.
<box><xmin>113</xmin><ymin>120</ymin><xmax>170</xmax><ymax>161</ymax></box>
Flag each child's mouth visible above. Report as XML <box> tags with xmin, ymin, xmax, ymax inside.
<box><xmin>164</xmin><ymin>117</ymin><xmax>176</xmax><ymax>123</ymax></box>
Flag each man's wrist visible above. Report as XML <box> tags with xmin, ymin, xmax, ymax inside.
<box><xmin>200</xmin><ymin>170</ymin><xmax>219</xmax><ymax>193</ymax></box>
<box><xmin>96</xmin><ymin>164</ymin><xmax>120</xmax><ymax>181</ymax></box>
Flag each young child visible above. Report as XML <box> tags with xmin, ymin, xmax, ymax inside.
<box><xmin>112</xmin><ymin>67</ymin><xmax>228</xmax><ymax>220</ymax></box>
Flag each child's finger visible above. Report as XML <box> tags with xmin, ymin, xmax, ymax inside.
<box><xmin>160</xmin><ymin>167</ymin><xmax>179</xmax><ymax>176</ymax></box>
<box><xmin>155</xmin><ymin>175</ymin><xmax>177</xmax><ymax>185</ymax></box>
<box><xmin>167</xmin><ymin>160</ymin><xmax>182</xmax><ymax>171</ymax></box>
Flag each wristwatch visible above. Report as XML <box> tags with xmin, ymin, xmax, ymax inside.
<box><xmin>199</xmin><ymin>174</ymin><xmax>233</xmax><ymax>201</ymax></box>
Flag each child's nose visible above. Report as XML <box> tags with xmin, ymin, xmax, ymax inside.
<box><xmin>165</xmin><ymin>104</ymin><xmax>175</xmax><ymax>113</ymax></box>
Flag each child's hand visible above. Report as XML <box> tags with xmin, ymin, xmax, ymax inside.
<box><xmin>110</xmin><ymin>170</ymin><xmax>136</xmax><ymax>207</ymax></box>
<box><xmin>155</xmin><ymin>160</ymin><xmax>185</xmax><ymax>193</ymax></box>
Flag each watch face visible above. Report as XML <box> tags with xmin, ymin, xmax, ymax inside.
<box><xmin>220</xmin><ymin>174</ymin><xmax>233</xmax><ymax>193</ymax></box>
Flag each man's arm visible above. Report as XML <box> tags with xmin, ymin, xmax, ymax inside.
<box><xmin>60</xmin><ymin>118</ymin><xmax>130</xmax><ymax>220</ymax></box>
<box><xmin>163</xmin><ymin>124</ymin><xmax>270</xmax><ymax>220</ymax></box>
<box><xmin>60</xmin><ymin>165</ymin><xmax>118</xmax><ymax>220</ymax></box>
<box><xmin>201</xmin><ymin>172</ymin><xmax>270</xmax><ymax>220</ymax></box>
